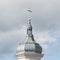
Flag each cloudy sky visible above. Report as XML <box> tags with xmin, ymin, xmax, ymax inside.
<box><xmin>0</xmin><ymin>0</ymin><xmax>60</xmax><ymax>60</ymax></box>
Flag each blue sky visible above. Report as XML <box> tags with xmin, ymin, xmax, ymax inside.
<box><xmin>0</xmin><ymin>0</ymin><xmax>60</xmax><ymax>60</ymax></box>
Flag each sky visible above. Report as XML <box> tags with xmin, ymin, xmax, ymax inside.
<box><xmin>0</xmin><ymin>0</ymin><xmax>60</xmax><ymax>60</ymax></box>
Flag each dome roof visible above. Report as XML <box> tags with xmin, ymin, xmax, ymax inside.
<box><xmin>17</xmin><ymin>36</ymin><xmax>42</xmax><ymax>54</ymax></box>
<box><xmin>17</xmin><ymin>20</ymin><xmax>42</xmax><ymax>54</ymax></box>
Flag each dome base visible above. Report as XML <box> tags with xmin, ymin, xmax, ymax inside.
<box><xmin>16</xmin><ymin>52</ymin><xmax>44</xmax><ymax>60</ymax></box>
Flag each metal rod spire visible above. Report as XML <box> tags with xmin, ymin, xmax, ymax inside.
<box><xmin>27</xmin><ymin>9</ymin><xmax>32</xmax><ymax>25</ymax></box>
<box><xmin>29</xmin><ymin>19</ymin><xmax>31</xmax><ymax>25</ymax></box>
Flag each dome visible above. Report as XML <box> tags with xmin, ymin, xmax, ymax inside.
<box><xmin>17</xmin><ymin>35</ymin><xmax>42</xmax><ymax>54</ymax></box>
<box><xmin>17</xmin><ymin>20</ymin><xmax>42</xmax><ymax>54</ymax></box>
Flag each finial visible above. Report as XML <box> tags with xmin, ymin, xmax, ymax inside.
<box><xmin>27</xmin><ymin>10</ymin><xmax>32</xmax><ymax>13</ymax></box>
<box><xmin>29</xmin><ymin>19</ymin><xmax>31</xmax><ymax>25</ymax></box>
<box><xmin>27</xmin><ymin>9</ymin><xmax>32</xmax><ymax>25</ymax></box>
<box><xmin>27</xmin><ymin>19</ymin><xmax>32</xmax><ymax>37</ymax></box>
<box><xmin>27</xmin><ymin>9</ymin><xmax>32</xmax><ymax>19</ymax></box>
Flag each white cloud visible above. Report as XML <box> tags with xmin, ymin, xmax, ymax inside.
<box><xmin>34</xmin><ymin>31</ymin><xmax>57</xmax><ymax>44</ymax></box>
<box><xmin>42</xmin><ymin>44</ymin><xmax>48</xmax><ymax>52</ymax></box>
<box><xmin>0</xmin><ymin>25</ymin><xmax>27</xmax><ymax>54</ymax></box>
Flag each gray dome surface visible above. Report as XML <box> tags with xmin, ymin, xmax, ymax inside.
<box><xmin>17</xmin><ymin>20</ymin><xmax>42</xmax><ymax>54</ymax></box>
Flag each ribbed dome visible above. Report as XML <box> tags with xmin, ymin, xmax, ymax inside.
<box><xmin>17</xmin><ymin>20</ymin><xmax>42</xmax><ymax>54</ymax></box>
<box><xmin>17</xmin><ymin>36</ymin><xmax>42</xmax><ymax>54</ymax></box>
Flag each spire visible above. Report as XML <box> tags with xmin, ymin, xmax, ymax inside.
<box><xmin>27</xmin><ymin>9</ymin><xmax>33</xmax><ymax>37</ymax></box>
<box><xmin>29</xmin><ymin>19</ymin><xmax>31</xmax><ymax>25</ymax></box>
<box><xmin>27</xmin><ymin>19</ymin><xmax>33</xmax><ymax>37</ymax></box>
